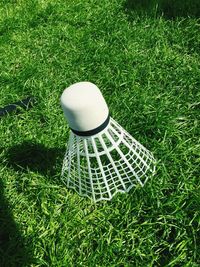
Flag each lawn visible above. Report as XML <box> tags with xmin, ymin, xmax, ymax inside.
<box><xmin>0</xmin><ymin>0</ymin><xmax>200</xmax><ymax>266</ymax></box>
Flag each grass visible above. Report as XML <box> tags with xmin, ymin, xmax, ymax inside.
<box><xmin>0</xmin><ymin>0</ymin><xmax>199</xmax><ymax>266</ymax></box>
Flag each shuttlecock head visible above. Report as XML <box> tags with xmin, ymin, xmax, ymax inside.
<box><xmin>61</xmin><ymin>82</ymin><xmax>109</xmax><ymax>136</ymax></box>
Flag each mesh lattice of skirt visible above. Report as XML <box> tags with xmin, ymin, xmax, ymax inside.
<box><xmin>61</xmin><ymin>118</ymin><xmax>156</xmax><ymax>202</ymax></box>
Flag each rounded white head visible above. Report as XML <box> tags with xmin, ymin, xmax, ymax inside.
<box><xmin>61</xmin><ymin>82</ymin><xmax>109</xmax><ymax>136</ymax></box>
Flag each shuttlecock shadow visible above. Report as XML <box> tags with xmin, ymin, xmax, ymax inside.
<box><xmin>6</xmin><ymin>141</ymin><xmax>65</xmax><ymax>178</ymax></box>
<box><xmin>124</xmin><ymin>0</ymin><xmax>200</xmax><ymax>19</ymax></box>
<box><xmin>0</xmin><ymin>179</ymin><xmax>34</xmax><ymax>266</ymax></box>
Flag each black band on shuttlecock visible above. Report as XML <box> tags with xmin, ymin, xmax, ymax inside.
<box><xmin>71</xmin><ymin>114</ymin><xmax>110</xmax><ymax>136</ymax></box>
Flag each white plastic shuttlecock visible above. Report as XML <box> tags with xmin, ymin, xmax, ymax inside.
<box><xmin>60</xmin><ymin>82</ymin><xmax>155</xmax><ymax>202</ymax></box>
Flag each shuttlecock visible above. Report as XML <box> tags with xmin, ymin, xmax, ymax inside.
<box><xmin>60</xmin><ymin>82</ymin><xmax>155</xmax><ymax>202</ymax></box>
